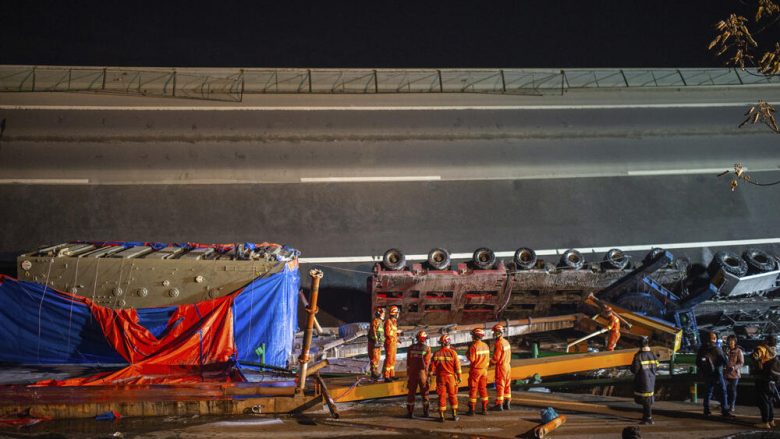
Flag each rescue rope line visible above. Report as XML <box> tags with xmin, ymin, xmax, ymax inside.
<box><xmin>331</xmin><ymin>376</ymin><xmax>371</xmax><ymax>402</ymax></box>
<box><xmin>36</xmin><ymin>258</ymin><xmax>54</xmax><ymax>362</ymax></box>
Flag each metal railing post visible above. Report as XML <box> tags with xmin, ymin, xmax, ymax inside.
<box><xmin>677</xmin><ymin>69</ymin><xmax>687</xmax><ymax>86</ymax></box>
<box><xmin>31</xmin><ymin>66</ymin><xmax>37</xmax><ymax>92</ymax></box>
<box><xmin>307</xmin><ymin>69</ymin><xmax>313</xmax><ymax>93</ymax></box>
<box><xmin>620</xmin><ymin>69</ymin><xmax>629</xmax><ymax>87</ymax></box>
<box><xmin>101</xmin><ymin>67</ymin><xmax>107</xmax><ymax>90</ymax></box>
<box><xmin>172</xmin><ymin>70</ymin><xmax>177</xmax><ymax>97</ymax></box>
<box><xmin>500</xmin><ymin>69</ymin><xmax>506</xmax><ymax>93</ymax></box>
<box><xmin>437</xmin><ymin>69</ymin><xmax>443</xmax><ymax>92</ymax></box>
<box><xmin>373</xmin><ymin>69</ymin><xmax>379</xmax><ymax>93</ymax></box>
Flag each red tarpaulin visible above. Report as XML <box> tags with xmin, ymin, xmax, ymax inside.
<box><xmin>33</xmin><ymin>289</ymin><xmax>242</xmax><ymax>386</ymax></box>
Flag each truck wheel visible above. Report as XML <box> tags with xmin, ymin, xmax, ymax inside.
<box><xmin>382</xmin><ymin>248</ymin><xmax>406</xmax><ymax>271</ymax></box>
<box><xmin>513</xmin><ymin>247</ymin><xmax>537</xmax><ymax>270</ymax></box>
<box><xmin>603</xmin><ymin>248</ymin><xmax>628</xmax><ymax>270</ymax></box>
<box><xmin>559</xmin><ymin>249</ymin><xmax>585</xmax><ymax>270</ymax></box>
<box><xmin>427</xmin><ymin>248</ymin><xmax>451</xmax><ymax>270</ymax></box>
<box><xmin>708</xmin><ymin>250</ymin><xmax>748</xmax><ymax>278</ymax></box>
<box><xmin>472</xmin><ymin>247</ymin><xmax>496</xmax><ymax>270</ymax></box>
<box><xmin>743</xmin><ymin>248</ymin><xmax>777</xmax><ymax>273</ymax></box>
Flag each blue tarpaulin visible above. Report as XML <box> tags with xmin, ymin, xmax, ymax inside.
<box><xmin>0</xmin><ymin>264</ymin><xmax>299</xmax><ymax>370</ymax></box>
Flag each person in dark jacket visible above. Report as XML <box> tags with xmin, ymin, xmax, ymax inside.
<box><xmin>696</xmin><ymin>331</ymin><xmax>729</xmax><ymax>416</ymax></box>
<box><xmin>630</xmin><ymin>337</ymin><xmax>657</xmax><ymax>424</ymax></box>
<box><xmin>723</xmin><ymin>334</ymin><xmax>744</xmax><ymax>415</ymax></box>
<box><xmin>752</xmin><ymin>334</ymin><xmax>780</xmax><ymax>429</ymax></box>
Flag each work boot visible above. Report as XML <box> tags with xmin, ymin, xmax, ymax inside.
<box><xmin>503</xmin><ymin>400</ymin><xmax>511</xmax><ymax>411</ymax></box>
<box><xmin>422</xmin><ymin>402</ymin><xmax>430</xmax><ymax>418</ymax></box>
<box><xmin>481</xmin><ymin>402</ymin><xmax>488</xmax><ymax>415</ymax></box>
<box><xmin>466</xmin><ymin>404</ymin><xmax>475</xmax><ymax>416</ymax></box>
<box><xmin>406</xmin><ymin>404</ymin><xmax>414</xmax><ymax>419</ymax></box>
<box><xmin>438</xmin><ymin>411</ymin><xmax>446</xmax><ymax>423</ymax></box>
<box><xmin>492</xmin><ymin>403</ymin><xmax>504</xmax><ymax>412</ymax></box>
<box><xmin>640</xmin><ymin>417</ymin><xmax>654</xmax><ymax>425</ymax></box>
<box><xmin>451</xmin><ymin>408</ymin><xmax>460</xmax><ymax>421</ymax></box>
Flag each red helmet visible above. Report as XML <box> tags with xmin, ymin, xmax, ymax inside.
<box><xmin>439</xmin><ymin>334</ymin><xmax>451</xmax><ymax>346</ymax></box>
<box><xmin>416</xmin><ymin>330</ymin><xmax>428</xmax><ymax>342</ymax></box>
<box><xmin>471</xmin><ymin>328</ymin><xmax>485</xmax><ymax>339</ymax></box>
<box><xmin>389</xmin><ymin>305</ymin><xmax>400</xmax><ymax>316</ymax></box>
<box><xmin>492</xmin><ymin>324</ymin><xmax>504</xmax><ymax>334</ymax></box>
<box><xmin>375</xmin><ymin>306</ymin><xmax>385</xmax><ymax>317</ymax></box>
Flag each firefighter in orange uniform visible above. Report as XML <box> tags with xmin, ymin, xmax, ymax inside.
<box><xmin>368</xmin><ymin>307</ymin><xmax>385</xmax><ymax>380</ymax></box>
<box><xmin>382</xmin><ymin>305</ymin><xmax>400</xmax><ymax>381</ymax></box>
<box><xmin>466</xmin><ymin>327</ymin><xmax>490</xmax><ymax>416</ymax></box>
<box><xmin>406</xmin><ymin>330</ymin><xmax>432</xmax><ymax>418</ymax></box>
<box><xmin>490</xmin><ymin>324</ymin><xmax>512</xmax><ymax>410</ymax></box>
<box><xmin>604</xmin><ymin>306</ymin><xmax>621</xmax><ymax>351</ymax></box>
<box><xmin>432</xmin><ymin>334</ymin><xmax>462</xmax><ymax>422</ymax></box>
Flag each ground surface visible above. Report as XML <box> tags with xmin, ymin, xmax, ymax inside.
<box><xmin>1</xmin><ymin>391</ymin><xmax>778</xmax><ymax>439</ymax></box>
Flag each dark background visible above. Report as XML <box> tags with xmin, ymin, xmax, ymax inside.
<box><xmin>1</xmin><ymin>0</ymin><xmax>777</xmax><ymax>68</ymax></box>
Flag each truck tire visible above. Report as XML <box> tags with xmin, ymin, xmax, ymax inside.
<box><xmin>603</xmin><ymin>248</ymin><xmax>629</xmax><ymax>270</ymax></box>
<box><xmin>559</xmin><ymin>249</ymin><xmax>585</xmax><ymax>270</ymax></box>
<box><xmin>382</xmin><ymin>248</ymin><xmax>406</xmax><ymax>271</ymax></box>
<box><xmin>513</xmin><ymin>247</ymin><xmax>537</xmax><ymax>270</ymax></box>
<box><xmin>708</xmin><ymin>250</ymin><xmax>748</xmax><ymax>278</ymax></box>
<box><xmin>427</xmin><ymin>248</ymin><xmax>451</xmax><ymax>270</ymax></box>
<box><xmin>472</xmin><ymin>247</ymin><xmax>496</xmax><ymax>270</ymax></box>
<box><xmin>743</xmin><ymin>248</ymin><xmax>777</xmax><ymax>273</ymax></box>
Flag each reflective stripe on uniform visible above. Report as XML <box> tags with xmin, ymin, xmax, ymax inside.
<box><xmin>640</xmin><ymin>360</ymin><xmax>659</xmax><ymax>366</ymax></box>
<box><xmin>469</xmin><ymin>398</ymin><xmax>477</xmax><ymax>402</ymax></box>
<box><xmin>481</xmin><ymin>397</ymin><xmax>490</xmax><ymax>401</ymax></box>
<box><xmin>475</xmin><ymin>350</ymin><xmax>489</xmax><ymax>355</ymax></box>
<box><xmin>634</xmin><ymin>391</ymin><xmax>654</xmax><ymax>397</ymax></box>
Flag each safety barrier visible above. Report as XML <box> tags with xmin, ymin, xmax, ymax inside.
<box><xmin>1</xmin><ymin>65</ymin><xmax>778</xmax><ymax>101</ymax></box>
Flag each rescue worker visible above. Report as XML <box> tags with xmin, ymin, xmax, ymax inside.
<box><xmin>432</xmin><ymin>334</ymin><xmax>462</xmax><ymax>422</ymax></box>
<box><xmin>490</xmin><ymin>323</ymin><xmax>512</xmax><ymax>410</ymax></box>
<box><xmin>382</xmin><ymin>305</ymin><xmax>400</xmax><ymax>381</ymax></box>
<box><xmin>630</xmin><ymin>337</ymin><xmax>658</xmax><ymax>425</ymax></box>
<box><xmin>406</xmin><ymin>330</ymin><xmax>432</xmax><ymax>418</ymax></box>
<box><xmin>367</xmin><ymin>306</ymin><xmax>385</xmax><ymax>381</ymax></box>
<box><xmin>466</xmin><ymin>327</ymin><xmax>490</xmax><ymax>416</ymax></box>
<box><xmin>604</xmin><ymin>306</ymin><xmax>621</xmax><ymax>351</ymax></box>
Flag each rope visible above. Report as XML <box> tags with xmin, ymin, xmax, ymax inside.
<box><xmin>36</xmin><ymin>259</ymin><xmax>54</xmax><ymax>362</ymax></box>
<box><xmin>331</xmin><ymin>376</ymin><xmax>371</xmax><ymax>402</ymax></box>
<box><xmin>316</xmin><ymin>264</ymin><xmax>375</xmax><ymax>275</ymax></box>
<box><xmin>66</xmin><ymin>257</ymin><xmax>79</xmax><ymax>355</ymax></box>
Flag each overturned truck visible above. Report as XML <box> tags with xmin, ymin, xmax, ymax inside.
<box><xmin>370</xmin><ymin>246</ymin><xmax>780</xmax><ymax>350</ymax></box>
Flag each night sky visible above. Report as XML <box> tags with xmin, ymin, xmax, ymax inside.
<box><xmin>1</xmin><ymin>1</ymin><xmax>779</xmax><ymax>68</ymax></box>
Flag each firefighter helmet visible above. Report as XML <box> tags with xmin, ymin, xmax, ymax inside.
<box><xmin>471</xmin><ymin>328</ymin><xmax>485</xmax><ymax>339</ymax></box>
<box><xmin>416</xmin><ymin>330</ymin><xmax>428</xmax><ymax>342</ymax></box>
<box><xmin>603</xmin><ymin>306</ymin><xmax>613</xmax><ymax>315</ymax></box>
<box><xmin>492</xmin><ymin>324</ymin><xmax>504</xmax><ymax>335</ymax></box>
<box><xmin>389</xmin><ymin>305</ymin><xmax>400</xmax><ymax>316</ymax></box>
<box><xmin>375</xmin><ymin>306</ymin><xmax>385</xmax><ymax>317</ymax></box>
<box><xmin>439</xmin><ymin>334</ymin><xmax>451</xmax><ymax>346</ymax></box>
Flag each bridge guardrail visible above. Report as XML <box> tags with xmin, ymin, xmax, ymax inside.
<box><xmin>1</xmin><ymin>65</ymin><xmax>778</xmax><ymax>101</ymax></box>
